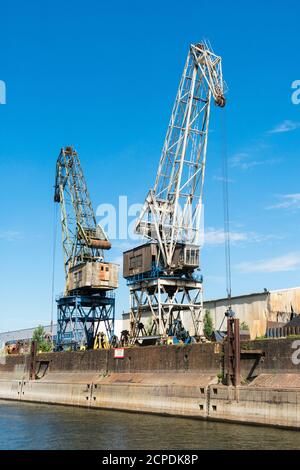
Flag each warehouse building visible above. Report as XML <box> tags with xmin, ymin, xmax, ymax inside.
<box><xmin>0</xmin><ymin>319</ymin><xmax>123</xmax><ymax>351</ymax></box>
<box><xmin>205</xmin><ymin>287</ymin><xmax>300</xmax><ymax>339</ymax></box>
<box><xmin>0</xmin><ymin>324</ymin><xmax>54</xmax><ymax>351</ymax></box>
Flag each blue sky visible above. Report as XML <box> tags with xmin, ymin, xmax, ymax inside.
<box><xmin>0</xmin><ymin>0</ymin><xmax>300</xmax><ymax>331</ymax></box>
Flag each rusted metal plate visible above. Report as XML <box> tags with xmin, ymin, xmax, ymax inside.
<box><xmin>225</xmin><ymin>318</ymin><xmax>240</xmax><ymax>386</ymax></box>
<box><xmin>29</xmin><ymin>340</ymin><xmax>37</xmax><ymax>380</ymax></box>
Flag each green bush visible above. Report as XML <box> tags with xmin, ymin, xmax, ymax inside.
<box><xmin>203</xmin><ymin>310</ymin><xmax>214</xmax><ymax>339</ymax></box>
<box><xmin>32</xmin><ymin>325</ymin><xmax>52</xmax><ymax>352</ymax></box>
<box><xmin>240</xmin><ymin>321</ymin><xmax>249</xmax><ymax>331</ymax></box>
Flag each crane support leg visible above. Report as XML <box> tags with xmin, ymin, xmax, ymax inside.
<box><xmin>128</xmin><ymin>277</ymin><xmax>203</xmax><ymax>343</ymax></box>
<box><xmin>56</xmin><ymin>294</ymin><xmax>115</xmax><ymax>350</ymax></box>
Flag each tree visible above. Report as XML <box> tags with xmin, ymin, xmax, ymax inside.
<box><xmin>32</xmin><ymin>325</ymin><xmax>52</xmax><ymax>352</ymax></box>
<box><xmin>203</xmin><ymin>310</ymin><xmax>214</xmax><ymax>339</ymax></box>
<box><xmin>240</xmin><ymin>321</ymin><xmax>249</xmax><ymax>331</ymax></box>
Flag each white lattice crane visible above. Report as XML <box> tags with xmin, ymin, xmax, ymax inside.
<box><xmin>124</xmin><ymin>41</ymin><xmax>226</xmax><ymax>342</ymax></box>
<box><xmin>136</xmin><ymin>41</ymin><xmax>226</xmax><ymax>272</ymax></box>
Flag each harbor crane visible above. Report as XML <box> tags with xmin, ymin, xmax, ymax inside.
<box><xmin>123</xmin><ymin>41</ymin><xmax>226</xmax><ymax>343</ymax></box>
<box><xmin>54</xmin><ymin>146</ymin><xmax>118</xmax><ymax>349</ymax></box>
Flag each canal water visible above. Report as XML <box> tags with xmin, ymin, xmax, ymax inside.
<box><xmin>0</xmin><ymin>400</ymin><xmax>300</xmax><ymax>450</ymax></box>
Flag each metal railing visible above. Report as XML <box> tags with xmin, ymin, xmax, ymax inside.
<box><xmin>266</xmin><ymin>325</ymin><xmax>300</xmax><ymax>338</ymax></box>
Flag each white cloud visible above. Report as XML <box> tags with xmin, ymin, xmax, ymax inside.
<box><xmin>205</xmin><ymin>228</ymin><xmax>247</xmax><ymax>245</ymax></box>
<box><xmin>204</xmin><ymin>228</ymin><xmax>278</xmax><ymax>246</ymax></box>
<box><xmin>269</xmin><ymin>120</ymin><xmax>300</xmax><ymax>134</ymax></box>
<box><xmin>213</xmin><ymin>175</ymin><xmax>235</xmax><ymax>183</ymax></box>
<box><xmin>229</xmin><ymin>152</ymin><xmax>250</xmax><ymax>169</ymax></box>
<box><xmin>0</xmin><ymin>230</ymin><xmax>23</xmax><ymax>241</ymax></box>
<box><xmin>267</xmin><ymin>193</ymin><xmax>300</xmax><ymax>210</ymax></box>
<box><xmin>236</xmin><ymin>251</ymin><xmax>300</xmax><ymax>273</ymax></box>
<box><xmin>229</xmin><ymin>152</ymin><xmax>280</xmax><ymax>171</ymax></box>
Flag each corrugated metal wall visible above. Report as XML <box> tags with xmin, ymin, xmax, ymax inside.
<box><xmin>268</xmin><ymin>288</ymin><xmax>300</xmax><ymax>323</ymax></box>
<box><xmin>205</xmin><ymin>293</ymin><xmax>269</xmax><ymax>339</ymax></box>
<box><xmin>0</xmin><ymin>319</ymin><xmax>124</xmax><ymax>350</ymax></box>
<box><xmin>205</xmin><ymin>288</ymin><xmax>300</xmax><ymax>340</ymax></box>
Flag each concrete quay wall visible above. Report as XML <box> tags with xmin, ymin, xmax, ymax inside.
<box><xmin>1</xmin><ymin>375</ymin><xmax>300</xmax><ymax>429</ymax></box>
<box><xmin>1</xmin><ymin>339</ymin><xmax>300</xmax><ymax>429</ymax></box>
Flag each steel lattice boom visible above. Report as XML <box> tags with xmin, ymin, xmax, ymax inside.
<box><xmin>136</xmin><ymin>42</ymin><xmax>226</xmax><ymax>272</ymax></box>
<box><xmin>124</xmin><ymin>41</ymin><xmax>226</xmax><ymax>342</ymax></box>
<box><xmin>54</xmin><ymin>146</ymin><xmax>118</xmax><ymax>349</ymax></box>
<box><xmin>54</xmin><ymin>146</ymin><xmax>111</xmax><ymax>281</ymax></box>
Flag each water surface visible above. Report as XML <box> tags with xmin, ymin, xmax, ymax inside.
<box><xmin>0</xmin><ymin>400</ymin><xmax>299</xmax><ymax>450</ymax></box>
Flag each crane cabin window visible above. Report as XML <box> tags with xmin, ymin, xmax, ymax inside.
<box><xmin>73</xmin><ymin>270</ymin><xmax>82</xmax><ymax>285</ymax></box>
<box><xmin>129</xmin><ymin>254</ymin><xmax>143</xmax><ymax>270</ymax></box>
<box><xmin>184</xmin><ymin>247</ymin><xmax>199</xmax><ymax>266</ymax></box>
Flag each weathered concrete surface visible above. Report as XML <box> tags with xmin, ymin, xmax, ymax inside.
<box><xmin>1</xmin><ymin>339</ymin><xmax>300</xmax><ymax>429</ymax></box>
<box><xmin>90</xmin><ymin>382</ymin><xmax>207</xmax><ymax>417</ymax></box>
<box><xmin>240</xmin><ymin>338</ymin><xmax>300</xmax><ymax>380</ymax></box>
<box><xmin>249</xmin><ymin>373</ymin><xmax>300</xmax><ymax>388</ymax></box>
<box><xmin>209</xmin><ymin>385</ymin><xmax>300</xmax><ymax>428</ymax></box>
<box><xmin>90</xmin><ymin>372</ymin><xmax>216</xmax><ymax>417</ymax></box>
<box><xmin>0</xmin><ymin>354</ymin><xmax>28</xmax><ymax>380</ymax></box>
<box><xmin>0</xmin><ymin>372</ymin><xmax>217</xmax><ymax>418</ymax></box>
<box><xmin>19</xmin><ymin>380</ymin><xmax>91</xmax><ymax>407</ymax></box>
<box><xmin>1</xmin><ymin>376</ymin><xmax>300</xmax><ymax>428</ymax></box>
<box><xmin>2</xmin><ymin>338</ymin><xmax>299</xmax><ymax>381</ymax></box>
<box><xmin>0</xmin><ymin>380</ymin><xmax>21</xmax><ymax>400</ymax></box>
<box><xmin>37</xmin><ymin>343</ymin><xmax>221</xmax><ymax>375</ymax></box>
<box><xmin>94</xmin><ymin>372</ymin><xmax>216</xmax><ymax>386</ymax></box>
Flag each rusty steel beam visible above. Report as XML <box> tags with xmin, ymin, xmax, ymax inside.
<box><xmin>226</xmin><ymin>318</ymin><xmax>241</xmax><ymax>386</ymax></box>
<box><xmin>29</xmin><ymin>340</ymin><xmax>37</xmax><ymax>380</ymax></box>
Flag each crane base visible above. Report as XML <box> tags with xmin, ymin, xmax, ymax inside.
<box><xmin>128</xmin><ymin>276</ymin><xmax>203</xmax><ymax>343</ymax></box>
<box><xmin>56</xmin><ymin>293</ymin><xmax>115</xmax><ymax>350</ymax></box>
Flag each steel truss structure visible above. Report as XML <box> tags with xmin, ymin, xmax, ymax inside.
<box><xmin>129</xmin><ymin>277</ymin><xmax>203</xmax><ymax>341</ymax></box>
<box><xmin>54</xmin><ymin>146</ymin><xmax>115</xmax><ymax>349</ymax></box>
<box><xmin>54</xmin><ymin>146</ymin><xmax>109</xmax><ymax>281</ymax></box>
<box><xmin>128</xmin><ymin>41</ymin><xmax>226</xmax><ymax>341</ymax></box>
<box><xmin>56</xmin><ymin>294</ymin><xmax>115</xmax><ymax>349</ymax></box>
<box><xmin>136</xmin><ymin>41</ymin><xmax>225</xmax><ymax>268</ymax></box>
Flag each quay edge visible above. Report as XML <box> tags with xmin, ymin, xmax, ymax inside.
<box><xmin>1</xmin><ymin>339</ymin><xmax>300</xmax><ymax>429</ymax></box>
